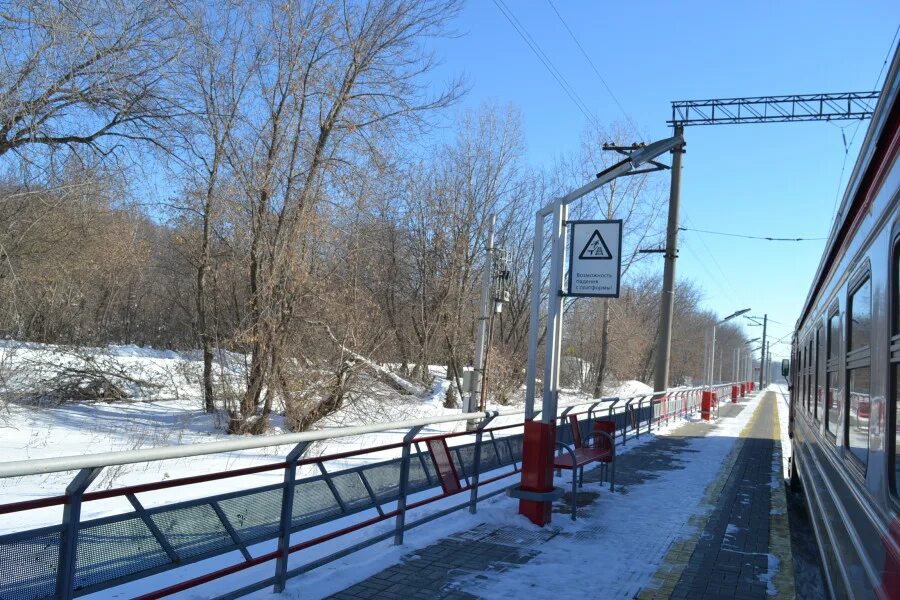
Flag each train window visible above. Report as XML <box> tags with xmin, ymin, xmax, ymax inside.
<box><xmin>801</xmin><ymin>345</ymin><xmax>808</xmax><ymax>412</ymax></box>
<box><xmin>892</xmin><ymin>241</ymin><xmax>900</xmax><ymax>495</ymax></box>
<box><xmin>846</xmin><ymin>276</ymin><xmax>871</xmax><ymax>468</ymax></box>
<box><xmin>847</xmin><ymin>367</ymin><xmax>871</xmax><ymax>466</ymax></box>
<box><xmin>849</xmin><ymin>278</ymin><xmax>872</xmax><ymax>351</ymax></box>
<box><xmin>808</xmin><ymin>337</ymin><xmax>814</xmax><ymax>414</ymax></box>
<box><xmin>815</xmin><ymin>327</ymin><xmax>823</xmax><ymax>421</ymax></box>
<box><xmin>826</xmin><ymin>311</ymin><xmax>840</xmax><ymax>436</ymax></box>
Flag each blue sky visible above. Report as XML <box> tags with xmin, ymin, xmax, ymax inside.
<box><xmin>426</xmin><ymin>0</ymin><xmax>899</xmax><ymax>359</ymax></box>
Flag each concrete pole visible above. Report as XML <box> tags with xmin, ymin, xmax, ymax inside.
<box><xmin>758</xmin><ymin>314</ymin><xmax>767</xmax><ymax>390</ymax></box>
<box><xmin>524</xmin><ymin>211</ymin><xmax>544</xmax><ymax>420</ymax></box>
<box><xmin>468</xmin><ymin>215</ymin><xmax>495</xmax><ymax>421</ymax></box>
<box><xmin>702</xmin><ymin>328</ymin><xmax>709</xmax><ymax>388</ymax></box>
<box><xmin>652</xmin><ymin>125</ymin><xmax>685</xmax><ymax>393</ymax></box>
<box><xmin>541</xmin><ymin>201</ymin><xmax>567</xmax><ymax>424</ymax></box>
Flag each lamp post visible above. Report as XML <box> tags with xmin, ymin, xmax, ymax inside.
<box><xmin>707</xmin><ymin>308</ymin><xmax>751</xmax><ymax>389</ymax></box>
<box><xmin>740</xmin><ymin>338</ymin><xmax>760</xmax><ymax>382</ymax></box>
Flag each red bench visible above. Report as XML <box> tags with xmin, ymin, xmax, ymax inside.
<box><xmin>554</xmin><ymin>414</ymin><xmax>616</xmax><ymax>519</ymax></box>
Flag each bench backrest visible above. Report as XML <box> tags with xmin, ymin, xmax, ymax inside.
<box><xmin>568</xmin><ymin>414</ymin><xmax>583</xmax><ymax>449</ymax></box>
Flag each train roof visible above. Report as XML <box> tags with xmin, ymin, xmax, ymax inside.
<box><xmin>797</xmin><ymin>41</ymin><xmax>900</xmax><ymax>330</ymax></box>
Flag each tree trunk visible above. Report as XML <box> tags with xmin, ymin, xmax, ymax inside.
<box><xmin>592</xmin><ymin>299</ymin><xmax>611</xmax><ymax>398</ymax></box>
<box><xmin>197</xmin><ymin>172</ymin><xmax>216</xmax><ymax>414</ymax></box>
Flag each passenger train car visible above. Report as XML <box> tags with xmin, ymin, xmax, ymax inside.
<box><xmin>788</xmin><ymin>43</ymin><xmax>900</xmax><ymax>599</ymax></box>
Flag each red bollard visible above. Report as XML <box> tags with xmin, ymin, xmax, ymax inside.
<box><xmin>701</xmin><ymin>391</ymin><xmax>713</xmax><ymax>420</ymax></box>
<box><xmin>518</xmin><ymin>420</ymin><xmax>557</xmax><ymax>526</ymax></box>
<box><xmin>731</xmin><ymin>385</ymin><xmax>739</xmax><ymax>403</ymax></box>
<box><xmin>740</xmin><ymin>383</ymin><xmax>746</xmax><ymax>397</ymax></box>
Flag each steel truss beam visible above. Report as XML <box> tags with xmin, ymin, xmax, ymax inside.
<box><xmin>669</xmin><ymin>91</ymin><xmax>879</xmax><ymax>126</ymax></box>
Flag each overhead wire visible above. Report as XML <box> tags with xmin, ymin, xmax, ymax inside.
<box><xmin>681</xmin><ymin>215</ymin><xmax>743</xmax><ymax>307</ymax></box>
<box><xmin>830</xmin><ymin>24</ymin><xmax>900</xmax><ymax>221</ymax></box>
<box><xmin>492</xmin><ymin>0</ymin><xmax>602</xmax><ymax>130</ymax></box>
<box><xmin>544</xmin><ymin>0</ymin><xmax>642</xmax><ymax>139</ymax></box>
<box><xmin>679</xmin><ymin>235</ymin><xmax>742</xmax><ymax>308</ymax></box>
<box><xmin>678</xmin><ymin>226</ymin><xmax>827</xmax><ymax>242</ymax></box>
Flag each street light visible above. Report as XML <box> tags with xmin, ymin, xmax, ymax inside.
<box><xmin>741</xmin><ymin>338</ymin><xmax>760</xmax><ymax>381</ymax></box>
<box><xmin>732</xmin><ymin>337</ymin><xmax>761</xmax><ymax>382</ymax></box>
<box><xmin>707</xmin><ymin>308</ymin><xmax>751</xmax><ymax>389</ymax></box>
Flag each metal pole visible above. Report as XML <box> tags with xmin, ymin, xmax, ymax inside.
<box><xmin>759</xmin><ymin>315</ymin><xmax>767</xmax><ymax>390</ymax></box>
<box><xmin>274</xmin><ymin>442</ymin><xmax>310</xmax><ymax>593</ymax></box>
<box><xmin>653</xmin><ymin>125</ymin><xmax>684</xmax><ymax>393</ymax></box>
<box><xmin>541</xmin><ymin>201</ymin><xmax>566</xmax><ymax>424</ymax></box>
<box><xmin>524</xmin><ymin>211</ymin><xmax>544</xmax><ymax>420</ymax></box>
<box><xmin>469</xmin><ymin>413</ymin><xmax>496</xmax><ymax>513</ymax></box>
<box><xmin>394</xmin><ymin>426</ymin><xmax>424</xmax><ymax>545</ymax></box>
<box><xmin>56</xmin><ymin>467</ymin><xmax>103</xmax><ymax>600</ymax></box>
<box><xmin>736</xmin><ymin>347</ymin><xmax>741</xmax><ymax>382</ymax></box>
<box><xmin>708</xmin><ymin>324</ymin><xmax>717</xmax><ymax>388</ymax></box>
<box><xmin>468</xmin><ymin>215</ymin><xmax>495</xmax><ymax>424</ymax></box>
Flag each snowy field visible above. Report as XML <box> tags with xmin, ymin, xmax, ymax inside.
<box><xmin>0</xmin><ymin>341</ymin><xmax>652</xmax><ymax>538</ymax></box>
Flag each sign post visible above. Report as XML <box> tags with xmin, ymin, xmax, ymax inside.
<box><xmin>516</xmin><ymin>134</ymin><xmax>683</xmax><ymax>527</ymax></box>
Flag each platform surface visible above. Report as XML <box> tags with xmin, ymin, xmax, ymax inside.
<box><xmin>322</xmin><ymin>391</ymin><xmax>800</xmax><ymax>600</ymax></box>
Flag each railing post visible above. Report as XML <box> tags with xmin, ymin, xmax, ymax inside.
<box><xmin>394</xmin><ymin>426</ymin><xmax>424</xmax><ymax>545</ymax></box>
<box><xmin>636</xmin><ymin>398</ymin><xmax>643</xmax><ymax>438</ymax></box>
<box><xmin>273</xmin><ymin>441</ymin><xmax>310</xmax><ymax>593</ymax></box>
<box><xmin>56</xmin><ymin>467</ymin><xmax>102</xmax><ymax>600</ymax></box>
<box><xmin>469</xmin><ymin>412</ymin><xmax>497</xmax><ymax>514</ymax></box>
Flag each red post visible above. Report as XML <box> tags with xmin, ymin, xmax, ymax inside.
<box><xmin>518</xmin><ymin>421</ymin><xmax>557</xmax><ymax>526</ymax></box>
<box><xmin>731</xmin><ymin>385</ymin><xmax>738</xmax><ymax>403</ymax></box>
<box><xmin>701</xmin><ymin>391</ymin><xmax>712</xmax><ymax>420</ymax></box>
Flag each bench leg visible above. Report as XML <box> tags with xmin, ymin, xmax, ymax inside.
<box><xmin>570</xmin><ymin>471</ymin><xmax>577</xmax><ymax>521</ymax></box>
<box><xmin>579</xmin><ymin>466</ymin><xmax>584</xmax><ymax>487</ymax></box>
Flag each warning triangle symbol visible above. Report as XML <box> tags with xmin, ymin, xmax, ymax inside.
<box><xmin>579</xmin><ymin>229</ymin><xmax>613</xmax><ymax>260</ymax></box>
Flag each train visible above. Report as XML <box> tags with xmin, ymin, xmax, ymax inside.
<box><xmin>787</xmin><ymin>42</ymin><xmax>900</xmax><ymax>599</ymax></box>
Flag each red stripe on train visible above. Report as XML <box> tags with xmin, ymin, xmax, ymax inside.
<box><xmin>877</xmin><ymin>517</ymin><xmax>900</xmax><ymax>600</ymax></box>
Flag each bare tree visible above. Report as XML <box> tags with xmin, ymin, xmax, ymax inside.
<box><xmin>219</xmin><ymin>0</ymin><xmax>462</xmax><ymax>432</ymax></box>
<box><xmin>0</xmin><ymin>0</ymin><xmax>186</xmax><ymax>162</ymax></box>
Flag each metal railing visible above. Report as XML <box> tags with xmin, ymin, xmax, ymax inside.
<box><xmin>0</xmin><ymin>382</ymin><xmax>754</xmax><ymax>600</ymax></box>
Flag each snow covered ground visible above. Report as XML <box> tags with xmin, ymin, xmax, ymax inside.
<box><xmin>0</xmin><ymin>340</ymin><xmax>653</xmax><ymax>537</ymax></box>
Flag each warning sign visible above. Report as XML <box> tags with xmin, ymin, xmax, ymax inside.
<box><xmin>579</xmin><ymin>230</ymin><xmax>613</xmax><ymax>260</ymax></box>
<box><xmin>567</xmin><ymin>220</ymin><xmax>622</xmax><ymax>297</ymax></box>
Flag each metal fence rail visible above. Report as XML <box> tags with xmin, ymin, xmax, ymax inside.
<box><xmin>0</xmin><ymin>382</ymin><xmax>751</xmax><ymax>600</ymax></box>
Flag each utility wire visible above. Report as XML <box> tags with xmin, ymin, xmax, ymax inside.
<box><xmin>682</xmin><ymin>215</ymin><xmax>742</xmax><ymax>307</ymax></box>
<box><xmin>492</xmin><ymin>0</ymin><xmax>601</xmax><ymax>130</ymax></box>
<box><xmin>830</xmin><ymin>24</ymin><xmax>900</xmax><ymax>221</ymax></box>
<box><xmin>679</xmin><ymin>236</ymin><xmax>742</xmax><ymax>308</ymax></box>
<box><xmin>678</xmin><ymin>226</ymin><xmax>827</xmax><ymax>242</ymax></box>
<box><xmin>545</xmin><ymin>0</ymin><xmax>641</xmax><ymax>139</ymax></box>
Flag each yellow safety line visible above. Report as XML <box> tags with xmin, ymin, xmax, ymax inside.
<box><xmin>637</xmin><ymin>393</ymin><xmax>794</xmax><ymax>599</ymax></box>
<box><xmin>769</xmin><ymin>391</ymin><xmax>796</xmax><ymax>599</ymax></box>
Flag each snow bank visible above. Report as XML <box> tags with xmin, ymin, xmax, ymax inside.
<box><xmin>608</xmin><ymin>379</ymin><xmax>654</xmax><ymax>397</ymax></box>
